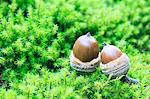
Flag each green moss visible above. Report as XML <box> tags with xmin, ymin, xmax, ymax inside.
<box><xmin>0</xmin><ymin>0</ymin><xmax>150</xmax><ymax>98</ymax></box>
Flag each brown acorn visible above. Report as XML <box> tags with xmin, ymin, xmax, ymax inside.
<box><xmin>73</xmin><ymin>33</ymin><xmax>99</xmax><ymax>62</ymax></box>
<box><xmin>70</xmin><ymin>33</ymin><xmax>100</xmax><ymax>72</ymax></box>
<box><xmin>100</xmin><ymin>43</ymin><xmax>139</xmax><ymax>84</ymax></box>
<box><xmin>100</xmin><ymin>43</ymin><xmax>130</xmax><ymax>77</ymax></box>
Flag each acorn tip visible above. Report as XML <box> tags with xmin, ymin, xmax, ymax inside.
<box><xmin>86</xmin><ymin>32</ymin><xmax>91</xmax><ymax>37</ymax></box>
<box><xmin>102</xmin><ymin>42</ymin><xmax>107</xmax><ymax>46</ymax></box>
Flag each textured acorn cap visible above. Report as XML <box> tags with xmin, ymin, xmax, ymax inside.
<box><xmin>100</xmin><ymin>53</ymin><xmax>130</xmax><ymax>77</ymax></box>
<box><xmin>70</xmin><ymin>51</ymin><xmax>100</xmax><ymax>72</ymax></box>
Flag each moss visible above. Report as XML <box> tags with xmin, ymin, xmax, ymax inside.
<box><xmin>0</xmin><ymin>0</ymin><xmax>149</xmax><ymax>98</ymax></box>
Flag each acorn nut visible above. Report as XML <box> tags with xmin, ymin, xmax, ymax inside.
<box><xmin>100</xmin><ymin>43</ymin><xmax>139</xmax><ymax>84</ymax></box>
<box><xmin>70</xmin><ymin>33</ymin><xmax>100</xmax><ymax>72</ymax></box>
<box><xmin>100</xmin><ymin>43</ymin><xmax>130</xmax><ymax>78</ymax></box>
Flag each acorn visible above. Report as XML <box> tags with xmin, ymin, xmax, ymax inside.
<box><xmin>70</xmin><ymin>32</ymin><xmax>100</xmax><ymax>72</ymax></box>
<box><xmin>100</xmin><ymin>43</ymin><xmax>139</xmax><ymax>84</ymax></box>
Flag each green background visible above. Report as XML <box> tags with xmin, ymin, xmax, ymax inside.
<box><xmin>0</xmin><ymin>0</ymin><xmax>149</xmax><ymax>98</ymax></box>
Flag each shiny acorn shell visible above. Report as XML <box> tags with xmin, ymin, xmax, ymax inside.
<box><xmin>73</xmin><ymin>33</ymin><xmax>99</xmax><ymax>62</ymax></box>
<box><xmin>101</xmin><ymin>44</ymin><xmax>122</xmax><ymax>64</ymax></box>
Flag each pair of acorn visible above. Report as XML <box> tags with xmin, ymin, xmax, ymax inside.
<box><xmin>70</xmin><ymin>33</ymin><xmax>139</xmax><ymax>84</ymax></box>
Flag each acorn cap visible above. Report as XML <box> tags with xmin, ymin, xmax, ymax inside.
<box><xmin>70</xmin><ymin>51</ymin><xmax>100</xmax><ymax>72</ymax></box>
<box><xmin>101</xmin><ymin>43</ymin><xmax>122</xmax><ymax>64</ymax></box>
<box><xmin>73</xmin><ymin>33</ymin><xmax>99</xmax><ymax>62</ymax></box>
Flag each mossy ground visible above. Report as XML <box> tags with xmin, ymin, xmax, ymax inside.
<box><xmin>0</xmin><ymin>0</ymin><xmax>150</xmax><ymax>98</ymax></box>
